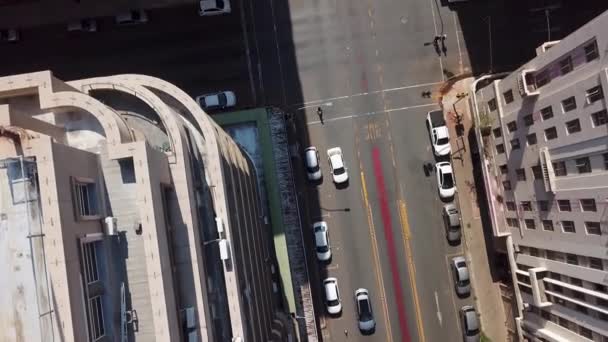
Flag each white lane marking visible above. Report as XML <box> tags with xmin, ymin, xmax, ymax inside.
<box><xmin>296</xmin><ymin>81</ymin><xmax>443</xmax><ymax>107</ymax></box>
<box><xmin>453</xmin><ymin>12</ymin><xmax>464</xmax><ymax>73</ymax></box>
<box><xmin>435</xmin><ymin>291</ymin><xmax>443</xmax><ymax>326</ymax></box>
<box><xmin>307</xmin><ymin>103</ymin><xmax>437</xmax><ymax>125</ymax></box>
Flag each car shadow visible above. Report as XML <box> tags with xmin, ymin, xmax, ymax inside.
<box><xmin>335</xmin><ymin>180</ymin><xmax>349</xmax><ymax>190</ymax></box>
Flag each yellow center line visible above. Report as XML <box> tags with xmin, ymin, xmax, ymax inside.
<box><xmin>361</xmin><ymin>171</ymin><xmax>393</xmax><ymax>342</ymax></box>
<box><xmin>399</xmin><ymin>200</ymin><xmax>426</xmax><ymax>342</ymax></box>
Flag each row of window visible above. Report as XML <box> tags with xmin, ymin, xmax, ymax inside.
<box><xmin>506</xmin><ymin>215</ymin><xmax>603</xmax><ymax>235</ymax></box>
<box><xmin>534</xmin><ymin>40</ymin><xmax>600</xmax><ymax>89</ymax></box>
<box><xmin>518</xmin><ymin>246</ymin><xmax>607</xmax><ymax>271</ymax></box>
<box><xmin>506</xmin><ymin>198</ymin><xmax>601</xmax><ymax>214</ymax></box>
<box><xmin>526</xmin><ymin>304</ymin><xmax>607</xmax><ymax>341</ymax></box>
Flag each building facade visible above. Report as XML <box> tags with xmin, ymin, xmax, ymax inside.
<box><xmin>472</xmin><ymin>10</ymin><xmax>608</xmax><ymax>342</ymax></box>
<box><xmin>0</xmin><ymin>71</ymin><xmax>289</xmax><ymax>342</ymax></box>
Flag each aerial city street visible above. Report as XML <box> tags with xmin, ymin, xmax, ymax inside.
<box><xmin>1</xmin><ymin>0</ymin><xmax>608</xmax><ymax>342</ymax></box>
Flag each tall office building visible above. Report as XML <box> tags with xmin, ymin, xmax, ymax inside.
<box><xmin>472</xmin><ymin>10</ymin><xmax>608</xmax><ymax>342</ymax></box>
<box><xmin>0</xmin><ymin>71</ymin><xmax>289</xmax><ymax>342</ymax></box>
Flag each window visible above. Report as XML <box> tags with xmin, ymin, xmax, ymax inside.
<box><xmin>493</xmin><ymin>127</ymin><xmax>502</xmax><ymax>138</ymax></box>
<box><xmin>575</xmin><ymin>157</ymin><xmax>591</xmax><ymax>173</ymax></box>
<box><xmin>499</xmin><ymin>164</ymin><xmax>508</xmax><ymax>174</ymax></box>
<box><xmin>561</xmin><ymin>220</ymin><xmax>576</xmax><ymax>233</ymax></box>
<box><xmin>575</xmin><ymin>304</ymin><xmax>588</xmax><ymax>315</ymax></box>
<box><xmin>74</xmin><ymin>181</ymin><xmax>98</xmax><ymax>217</ymax></box>
<box><xmin>570</xmin><ymin>277</ymin><xmax>583</xmax><ymax>287</ymax></box>
<box><xmin>525</xmin><ymin>219</ymin><xmax>536</xmax><ymax>229</ymax></box>
<box><xmin>553</xmin><ymin>161</ymin><xmax>567</xmax><ymax>176</ymax></box>
<box><xmin>544</xmin><ymin>127</ymin><xmax>558</xmax><ymax>140</ymax></box>
<box><xmin>535</xmin><ymin>70</ymin><xmax>550</xmax><ymax>87</ymax></box>
<box><xmin>565</xmin><ymin>119</ymin><xmax>581</xmax><ymax>134</ymax></box>
<box><xmin>529</xmin><ymin>247</ymin><xmax>539</xmax><ymax>257</ymax></box>
<box><xmin>604</xmin><ymin>153</ymin><xmax>608</xmax><ymax>170</ymax></box>
<box><xmin>584</xmin><ymin>40</ymin><xmax>599</xmax><ymax>62</ymax></box>
<box><xmin>591</xmin><ymin>109</ymin><xmax>608</xmax><ymax>126</ymax></box>
<box><xmin>557</xmin><ymin>317</ymin><xmax>569</xmax><ymax>328</ymax></box>
<box><xmin>586</xmin><ymin>85</ymin><xmax>604</xmax><ymax>104</ymax></box>
<box><xmin>540</xmin><ymin>106</ymin><xmax>554</xmax><ymax>120</ymax></box>
<box><xmin>82</xmin><ymin>242</ymin><xmax>99</xmax><ymax>284</ymax></box>
<box><xmin>585</xmin><ymin>222</ymin><xmax>601</xmax><ymax>235</ymax></box>
<box><xmin>88</xmin><ymin>296</ymin><xmax>105</xmax><ymax>340</ymax></box>
<box><xmin>566</xmin><ymin>254</ymin><xmax>578</xmax><ymax>265</ymax></box>
<box><xmin>506</xmin><ymin>201</ymin><xmax>516</xmax><ymax>211</ymax></box>
<box><xmin>507</xmin><ymin>121</ymin><xmax>518</xmax><ymax>132</ymax></box>
<box><xmin>516</xmin><ymin>169</ymin><xmax>526</xmax><ymax>181</ymax></box>
<box><xmin>589</xmin><ymin>257</ymin><xmax>603</xmax><ymax>270</ymax></box>
<box><xmin>503</xmin><ymin>89</ymin><xmax>514</xmax><ymax>104</ymax></box>
<box><xmin>538</xmin><ymin>200</ymin><xmax>548</xmax><ymax>211</ymax></box>
<box><xmin>507</xmin><ymin>218</ymin><xmax>519</xmax><ymax>228</ymax></box>
<box><xmin>541</xmin><ymin>310</ymin><xmax>551</xmax><ymax>320</ymax></box>
<box><xmin>579</xmin><ymin>326</ymin><xmax>592</xmax><ymax>339</ymax></box>
<box><xmin>523</xmin><ymin>114</ymin><xmax>534</xmax><ymax>126</ymax></box>
<box><xmin>557</xmin><ymin>200</ymin><xmax>571</xmax><ymax>212</ymax></box>
<box><xmin>526</xmin><ymin>133</ymin><xmax>537</xmax><ymax>146</ymax></box>
<box><xmin>511</xmin><ymin>139</ymin><xmax>520</xmax><ymax>150</ymax></box>
<box><xmin>496</xmin><ymin>143</ymin><xmax>505</xmax><ymax>154</ymax></box>
<box><xmin>542</xmin><ymin>220</ymin><xmax>554</xmax><ymax>231</ymax></box>
<box><xmin>559</xmin><ymin>56</ymin><xmax>573</xmax><ymax>75</ymax></box>
<box><xmin>532</xmin><ymin>165</ymin><xmax>543</xmax><ymax>180</ymax></box>
<box><xmin>580</xmin><ymin>199</ymin><xmax>596</xmax><ymax>212</ymax></box>
<box><xmin>561</xmin><ymin>96</ymin><xmax>577</xmax><ymax>112</ymax></box>
<box><xmin>503</xmin><ymin>180</ymin><xmax>512</xmax><ymax>190</ymax></box>
<box><xmin>595</xmin><ymin>283</ymin><xmax>607</xmax><ymax>292</ymax></box>
<box><xmin>546</xmin><ymin>250</ymin><xmax>556</xmax><ymax>260</ymax></box>
<box><xmin>521</xmin><ymin>201</ymin><xmax>532</xmax><ymax>211</ymax></box>
<box><xmin>488</xmin><ymin>98</ymin><xmax>497</xmax><ymax>111</ymax></box>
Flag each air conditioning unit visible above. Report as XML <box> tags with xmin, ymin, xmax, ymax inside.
<box><xmin>219</xmin><ymin>239</ymin><xmax>230</xmax><ymax>261</ymax></box>
<box><xmin>215</xmin><ymin>217</ymin><xmax>224</xmax><ymax>234</ymax></box>
<box><xmin>103</xmin><ymin>216</ymin><xmax>118</xmax><ymax>236</ymax></box>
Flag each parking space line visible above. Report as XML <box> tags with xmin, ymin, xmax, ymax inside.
<box><xmin>361</xmin><ymin>171</ymin><xmax>394</xmax><ymax>342</ymax></box>
<box><xmin>326</xmin><ymin>264</ymin><xmax>339</xmax><ymax>271</ymax></box>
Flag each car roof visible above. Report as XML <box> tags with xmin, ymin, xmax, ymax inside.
<box><xmin>464</xmin><ymin>309</ymin><xmax>479</xmax><ymax>331</ymax></box>
<box><xmin>324</xmin><ymin>279</ymin><xmax>338</xmax><ymax>299</ymax></box>
<box><xmin>435</xmin><ymin>126</ymin><xmax>449</xmax><ymax>139</ymax></box>
<box><xmin>315</xmin><ymin>229</ymin><xmax>328</xmax><ymax>246</ymax></box>
<box><xmin>330</xmin><ymin>154</ymin><xmax>344</xmax><ymax>168</ymax></box>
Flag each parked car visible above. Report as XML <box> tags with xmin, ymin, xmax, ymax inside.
<box><xmin>313</xmin><ymin>221</ymin><xmax>331</xmax><ymax>261</ymax></box>
<box><xmin>199</xmin><ymin>0</ymin><xmax>231</xmax><ymax>16</ymax></box>
<box><xmin>355</xmin><ymin>288</ymin><xmax>376</xmax><ymax>333</ymax></box>
<box><xmin>304</xmin><ymin>146</ymin><xmax>322</xmax><ymax>181</ymax></box>
<box><xmin>327</xmin><ymin>147</ymin><xmax>348</xmax><ymax>184</ymax></box>
<box><xmin>115</xmin><ymin>10</ymin><xmax>148</xmax><ymax>25</ymax></box>
<box><xmin>68</xmin><ymin>19</ymin><xmax>97</xmax><ymax>32</ymax></box>
<box><xmin>451</xmin><ymin>256</ymin><xmax>471</xmax><ymax>297</ymax></box>
<box><xmin>426</xmin><ymin>109</ymin><xmax>451</xmax><ymax>157</ymax></box>
<box><xmin>195</xmin><ymin>91</ymin><xmax>236</xmax><ymax>110</ymax></box>
<box><xmin>443</xmin><ymin>203</ymin><xmax>461</xmax><ymax>243</ymax></box>
<box><xmin>323</xmin><ymin>277</ymin><xmax>342</xmax><ymax>314</ymax></box>
<box><xmin>436</xmin><ymin>162</ymin><xmax>456</xmax><ymax>199</ymax></box>
<box><xmin>0</xmin><ymin>29</ymin><xmax>19</xmax><ymax>42</ymax></box>
<box><xmin>460</xmin><ymin>305</ymin><xmax>481</xmax><ymax>342</ymax></box>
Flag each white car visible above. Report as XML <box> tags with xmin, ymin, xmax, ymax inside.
<box><xmin>327</xmin><ymin>147</ymin><xmax>348</xmax><ymax>184</ymax></box>
<box><xmin>323</xmin><ymin>277</ymin><xmax>342</xmax><ymax>314</ymax></box>
<box><xmin>0</xmin><ymin>29</ymin><xmax>18</xmax><ymax>42</ymax></box>
<box><xmin>115</xmin><ymin>10</ymin><xmax>148</xmax><ymax>25</ymax></box>
<box><xmin>427</xmin><ymin>110</ymin><xmax>451</xmax><ymax>157</ymax></box>
<box><xmin>199</xmin><ymin>0</ymin><xmax>231</xmax><ymax>16</ymax></box>
<box><xmin>451</xmin><ymin>256</ymin><xmax>471</xmax><ymax>297</ymax></box>
<box><xmin>304</xmin><ymin>146</ymin><xmax>322</xmax><ymax>181</ymax></box>
<box><xmin>313</xmin><ymin>221</ymin><xmax>331</xmax><ymax>261</ymax></box>
<box><xmin>355</xmin><ymin>288</ymin><xmax>376</xmax><ymax>332</ymax></box>
<box><xmin>195</xmin><ymin>91</ymin><xmax>236</xmax><ymax>110</ymax></box>
<box><xmin>68</xmin><ymin>19</ymin><xmax>97</xmax><ymax>32</ymax></box>
<box><xmin>436</xmin><ymin>162</ymin><xmax>456</xmax><ymax>199</ymax></box>
<box><xmin>460</xmin><ymin>306</ymin><xmax>481</xmax><ymax>342</ymax></box>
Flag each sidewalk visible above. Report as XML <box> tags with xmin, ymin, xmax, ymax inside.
<box><xmin>441</xmin><ymin>78</ymin><xmax>510</xmax><ymax>342</ymax></box>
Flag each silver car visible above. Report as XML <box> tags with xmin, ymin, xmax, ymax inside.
<box><xmin>304</xmin><ymin>146</ymin><xmax>322</xmax><ymax>181</ymax></box>
<box><xmin>460</xmin><ymin>305</ymin><xmax>480</xmax><ymax>342</ymax></box>
<box><xmin>451</xmin><ymin>256</ymin><xmax>471</xmax><ymax>297</ymax></box>
<box><xmin>443</xmin><ymin>203</ymin><xmax>461</xmax><ymax>243</ymax></box>
<box><xmin>355</xmin><ymin>288</ymin><xmax>376</xmax><ymax>333</ymax></box>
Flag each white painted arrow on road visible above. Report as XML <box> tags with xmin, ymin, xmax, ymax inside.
<box><xmin>435</xmin><ymin>291</ymin><xmax>443</xmax><ymax>326</ymax></box>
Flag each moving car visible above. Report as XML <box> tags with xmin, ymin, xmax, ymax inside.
<box><xmin>313</xmin><ymin>221</ymin><xmax>331</xmax><ymax>261</ymax></box>
<box><xmin>451</xmin><ymin>256</ymin><xmax>471</xmax><ymax>297</ymax></box>
<box><xmin>323</xmin><ymin>278</ymin><xmax>342</xmax><ymax>314</ymax></box>
<box><xmin>195</xmin><ymin>91</ymin><xmax>236</xmax><ymax>110</ymax></box>
<box><xmin>436</xmin><ymin>162</ymin><xmax>456</xmax><ymax>199</ymax></box>
<box><xmin>304</xmin><ymin>146</ymin><xmax>322</xmax><ymax>181</ymax></box>
<box><xmin>327</xmin><ymin>147</ymin><xmax>348</xmax><ymax>184</ymax></box>
<box><xmin>0</xmin><ymin>29</ymin><xmax>18</xmax><ymax>42</ymax></box>
<box><xmin>115</xmin><ymin>10</ymin><xmax>148</xmax><ymax>25</ymax></box>
<box><xmin>199</xmin><ymin>0</ymin><xmax>231</xmax><ymax>16</ymax></box>
<box><xmin>460</xmin><ymin>305</ymin><xmax>481</xmax><ymax>342</ymax></box>
<box><xmin>68</xmin><ymin>19</ymin><xmax>97</xmax><ymax>32</ymax></box>
<box><xmin>426</xmin><ymin>110</ymin><xmax>451</xmax><ymax>157</ymax></box>
<box><xmin>355</xmin><ymin>288</ymin><xmax>376</xmax><ymax>333</ymax></box>
<box><xmin>443</xmin><ymin>203</ymin><xmax>461</xmax><ymax>243</ymax></box>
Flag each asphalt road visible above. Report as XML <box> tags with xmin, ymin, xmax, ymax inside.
<box><xmin>244</xmin><ymin>0</ymin><xmax>479</xmax><ymax>341</ymax></box>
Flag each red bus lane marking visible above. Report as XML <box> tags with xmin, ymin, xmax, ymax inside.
<box><xmin>371</xmin><ymin>146</ymin><xmax>412</xmax><ymax>342</ymax></box>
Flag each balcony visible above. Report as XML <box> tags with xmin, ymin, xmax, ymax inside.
<box><xmin>518</xmin><ymin>69</ymin><xmax>540</xmax><ymax>97</ymax></box>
